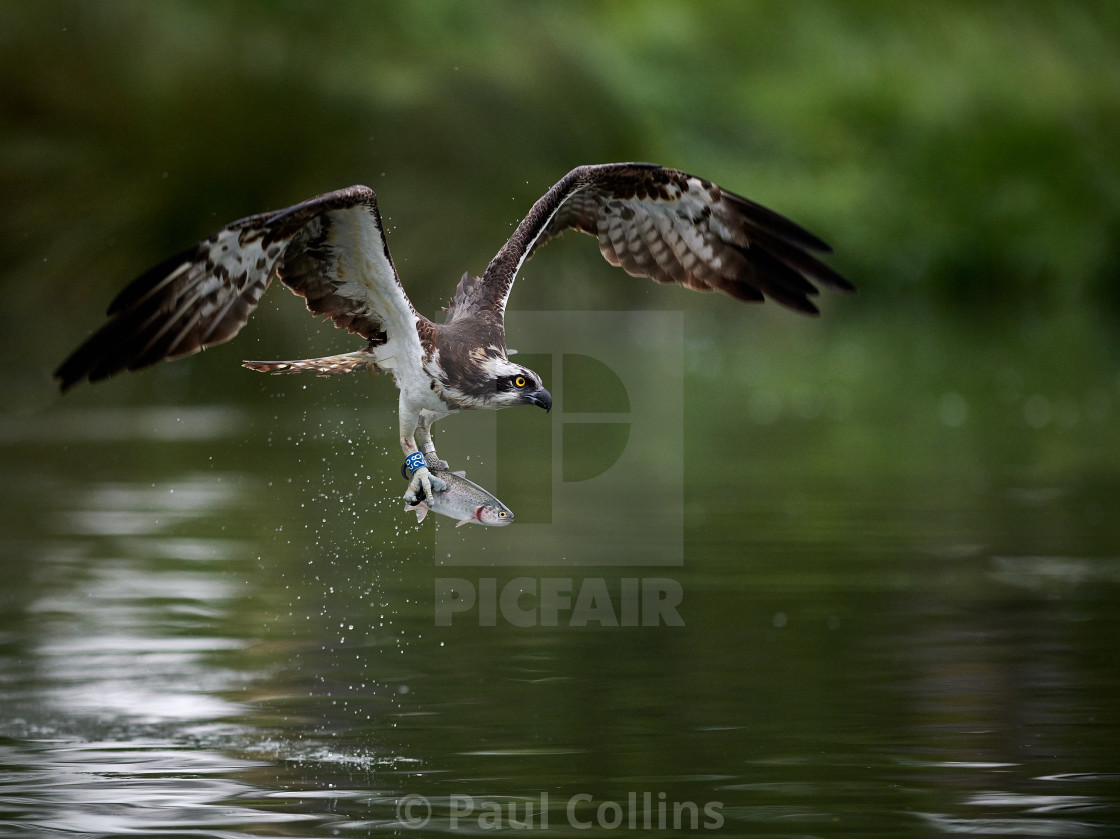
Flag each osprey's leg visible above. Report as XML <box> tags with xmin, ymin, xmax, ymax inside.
<box><xmin>401</xmin><ymin>412</ymin><xmax>447</xmax><ymax>504</ymax></box>
<box><xmin>414</xmin><ymin>420</ymin><xmax>448</xmax><ymax>471</ymax></box>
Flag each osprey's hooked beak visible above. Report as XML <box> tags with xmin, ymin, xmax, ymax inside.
<box><xmin>527</xmin><ymin>387</ymin><xmax>552</xmax><ymax>413</ymax></box>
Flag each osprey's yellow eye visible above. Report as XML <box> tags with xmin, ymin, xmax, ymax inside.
<box><xmin>514</xmin><ymin>376</ymin><xmax>526</xmax><ymax>388</ymax></box>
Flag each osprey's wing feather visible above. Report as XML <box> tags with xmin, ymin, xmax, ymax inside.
<box><xmin>456</xmin><ymin>163</ymin><xmax>853</xmax><ymax>322</ymax></box>
<box><xmin>54</xmin><ymin>186</ymin><xmax>420</xmax><ymax>390</ymax></box>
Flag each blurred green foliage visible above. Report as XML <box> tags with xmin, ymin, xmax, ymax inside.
<box><xmin>1</xmin><ymin>0</ymin><xmax>1119</xmax><ymax>404</ymax></box>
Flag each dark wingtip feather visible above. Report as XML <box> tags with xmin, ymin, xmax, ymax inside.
<box><xmin>54</xmin><ymin>325</ymin><xmax>113</xmax><ymax>392</ymax></box>
<box><xmin>53</xmin><ymin>364</ymin><xmax>81</xmax><ymax>393</ymax></box>
<box><xmin>721</xmin><ymin>189</ymin><xmax>835</xmax><ymax>254</ymax></box>
<box><xmin>106</xmin><ymin>244</ymin><xmax>200</xmax><ymax>315</ymax></box>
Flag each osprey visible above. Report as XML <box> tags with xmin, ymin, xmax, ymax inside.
<box><xmin>55</xmin><ymin>162</ymin><xmax>853</xmax><ymax>504</ymax></box>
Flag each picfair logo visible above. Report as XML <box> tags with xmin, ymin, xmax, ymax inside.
<box><xmin>435</xmin><ymin>311</ymin><xmax>683</xmax><ymax>567</ymax></box>
<box><xmin>495</xmin><ymin>351</ymin><xmax>630</xmax><ymax>523</ymax></box>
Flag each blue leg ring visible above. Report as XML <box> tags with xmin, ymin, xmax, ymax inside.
<box><xmin>402</xmin><ymin>451</ymin><xmax>427</xmax><ymax>478</ymax></box>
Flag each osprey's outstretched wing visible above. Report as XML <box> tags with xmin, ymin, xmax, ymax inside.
<box><xmin>452</xmin><ymin>163</ymin><xmax>853</xmax><ymax>323</ymax></box>
<box><xmin>54</xmin><ymin>186</ymin><xmax>420</xmax><ymax>391</ymax></box>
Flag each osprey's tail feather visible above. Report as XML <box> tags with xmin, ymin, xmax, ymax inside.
<box><xmin>242</xmin><ymin>349</ymin><xmax>377</xmax><ymax>377</ymax></box>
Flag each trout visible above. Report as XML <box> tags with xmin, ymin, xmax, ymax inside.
<box><xmin>404</xmin><ymin>467</ymin><xmax>514</xmax><ymax>527</ymax></box>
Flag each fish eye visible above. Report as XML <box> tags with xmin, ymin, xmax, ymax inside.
<box><xmin>498</xmin><ymin>510</ymin><xmax>507</xmax><ymax>518</ymax></box>
<box><xmin>514</xmin><ymin>375</ymin><xmax>526</xmax><ymax>388</ymax></box>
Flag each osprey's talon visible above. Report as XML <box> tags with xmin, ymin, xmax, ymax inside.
<box><xmin>403</xmin><ymin>465</ymin><xmax>447</xmax><ymax>504</ymax></box>
<box><xmin>419</xmin><ymin>443</ymin><xmax>449</xmax><ymax>472</ymax></box>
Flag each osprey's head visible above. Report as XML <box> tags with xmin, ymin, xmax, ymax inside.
<box><xmin>485</xmin><ymin>358</ymin><xmax>552</xmax><ymax>412</ymax></box>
